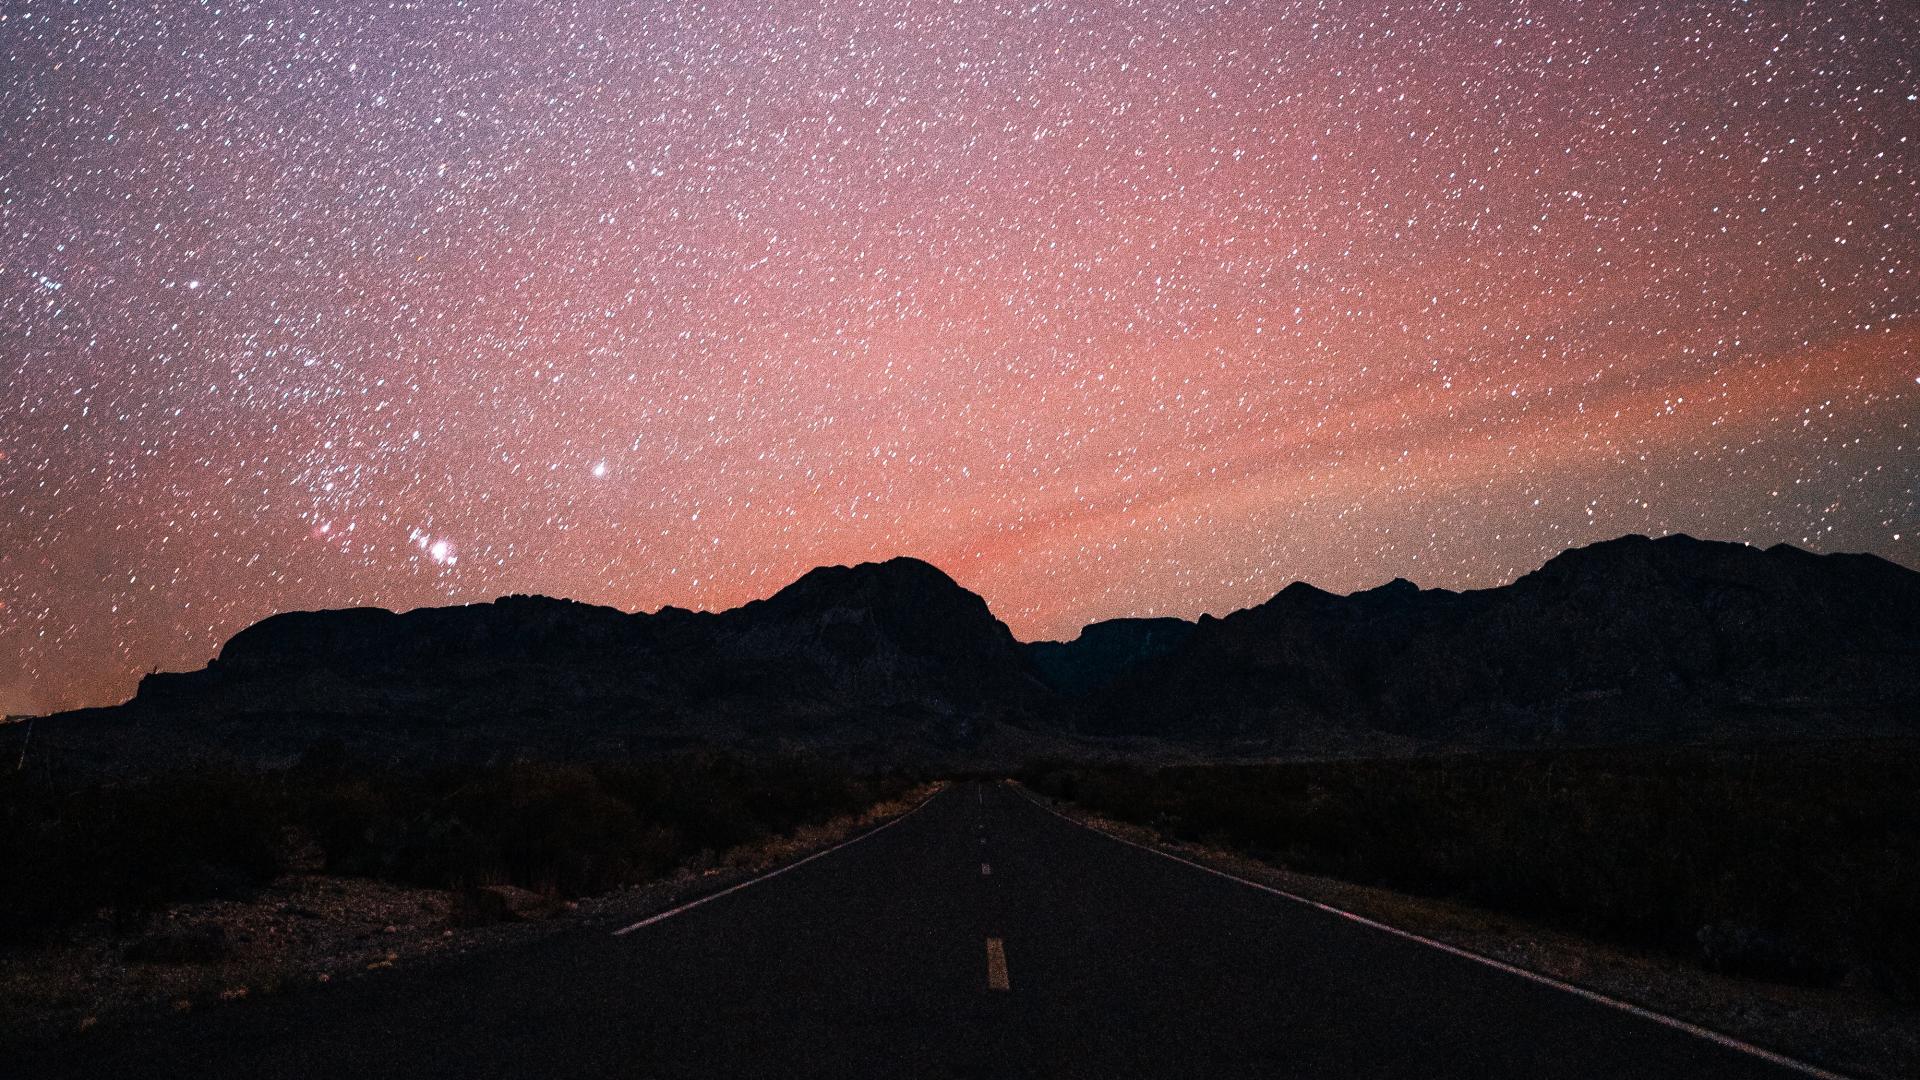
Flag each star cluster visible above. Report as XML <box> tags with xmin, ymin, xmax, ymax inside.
<box><xmin>3</xmin><ymin>1</ymin><xmax>1915</xmax><ymax>713</ymax></box>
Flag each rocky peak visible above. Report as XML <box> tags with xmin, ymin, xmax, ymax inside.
<box><xmin>739</xmin><ymin>557</ymin><xmax>1018</xmax><ymax>655</ymax></box>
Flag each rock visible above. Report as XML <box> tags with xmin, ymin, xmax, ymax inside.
<box><xmin>451</xmin><ymin>885</ymin><xmax>564</xmax><ymax>927</ymax></box>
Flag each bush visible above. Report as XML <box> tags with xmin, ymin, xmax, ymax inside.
<box><xmin>0</xmin><ymin>754</ymin><xmax>912</xmax><ymax>945</ymax></box>
<box><xmin>1022</xmin><ymin>740</ymin><xmax>1920</xmax><ymax>996</ymax></box>
<box><xmin>0</xmin><ymin>771</ymin><xmax>284</xmax><ymax>935</ymax></box>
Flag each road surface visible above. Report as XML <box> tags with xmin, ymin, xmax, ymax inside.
<box><xmin>16</xmin><ymin>782</ymin><xmax>1818</xmax><ymax>1079</ymax></box>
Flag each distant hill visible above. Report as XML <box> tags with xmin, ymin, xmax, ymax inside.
<box><xmin>12</xmin><ymin>536</ymin><xmax>1919</xmax><ymax>774</ymax></box>
<box><xmin>1024</xmin><ymin>618</ymin><xmax>1196</xmax><ymax>698</ymax></box>
<box><xmin>88</xmin><ymin>557</ymin><xmax>1054</xmax><ymax>771</ymax></box>
<box><xmin>1084</xmin><ymin>535</ymin><xmax>1920</xmax><ymax>749</ymax></box>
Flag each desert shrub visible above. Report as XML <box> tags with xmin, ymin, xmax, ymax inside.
<box><xmin>0</xmin><ymin>755</ymin><xmax>912</xmax><ymax>944</ymax></box>
<box><xmin>384</xmin><ymin>765</ymin><xmax>660</xmax><ymax>895</ymax></box>
<box><xmin>0</xmin><ymin>770</ymin><xmax>284</xmax><ymax>936</ymax></box>
<box><xmin>1022</xmin><ymin>740</ymin><xmax>1920</xmax><ymax>996</ymax></box>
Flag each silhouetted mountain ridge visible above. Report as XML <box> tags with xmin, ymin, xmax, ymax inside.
<box><xmin>106</xmin><ymin>556</ymin><xmax>1050</xmax><ymax>770</ymax></box>
<box><xmin>16</xmin><ymin>535</ymin><xmax>1919</xmax><ymax>772</ymax></box>
<box><xmin>1089</xmin><ymin>534</ymin><xmax>1920</xmax><ymax>747</ymax></box>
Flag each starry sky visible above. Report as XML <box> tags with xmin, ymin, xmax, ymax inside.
<box><xmin>3</xmin><ymin>1</ymin><xmax>1916</xmax><ymax>715</ymax></box>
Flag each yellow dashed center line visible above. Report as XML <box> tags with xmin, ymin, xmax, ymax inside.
<box><xmin>985</xmin><ymin>938</ymin><xmax>1010</xmax><ymax>990</ymax></box>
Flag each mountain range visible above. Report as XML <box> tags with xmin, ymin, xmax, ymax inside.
<box><xmin>13</xmin><ymin>534</ymin><xmax>1919</xmax><ymax>774</ymax></box>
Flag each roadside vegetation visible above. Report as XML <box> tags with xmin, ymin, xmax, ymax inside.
<box><xmin>0</xmin><ymin>750</ymin><xmax>919</xmax><ymax>945</ymax></box>
<box><xmin>1021</xmin><ymin>739</ymin><xmax>1920</xmax><ymax>1000</ymax></box>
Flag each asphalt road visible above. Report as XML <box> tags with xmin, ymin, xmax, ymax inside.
<box><xmin>17</xmin><ymin>782</ymin><xmax>1817</xmax><ymax>1079</ymax></box>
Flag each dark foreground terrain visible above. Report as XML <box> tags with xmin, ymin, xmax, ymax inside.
<box><xmin>12</xmin><ymin>782</ymin><xmax>1825</xmax><ymax>1079</ymax></box>
<box><xmin>1023</xmin><ymin>741</ymin><xmax>1920</xmax><ymax>1001</ymax></box>
<box><xmin>0</xmin><ymin>754</ymin><xmax>917</xmax><ymax>944</ymax></box>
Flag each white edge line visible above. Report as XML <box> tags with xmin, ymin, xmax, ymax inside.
<box><xmin>612</xmin><ymin>787</ymin><xmax>941</xmax><ymax>936</ymax></box>
<box><xmin>1012</xmin><ymin>784</ymin><xmax>1856</xmax><ymax>1080</ymax></box>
